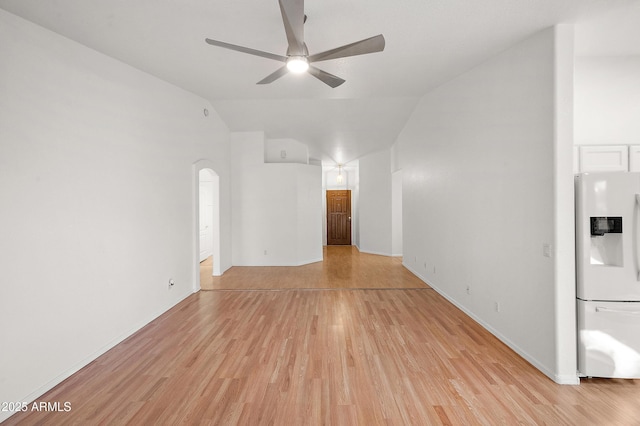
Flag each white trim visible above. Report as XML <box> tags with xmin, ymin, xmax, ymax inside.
<box><xmin>297</xmin><ymin>257</ymin><xmax>324</xmax><ymax>266</ymax></box>
<box><xmin>358</xmin><ymin>248</ymin><xmax>394</xmax><ymax>257</ymax></box>
<box><xmin>233</xmin><ymin>257</ymin><xmax>324</xmax><ymax>267</ymax></box>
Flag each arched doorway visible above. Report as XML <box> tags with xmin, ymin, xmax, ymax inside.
<box><xmin>193</xmin><ymin>160</ymin><xmax>221</xmax><ymax>291</ymax></box>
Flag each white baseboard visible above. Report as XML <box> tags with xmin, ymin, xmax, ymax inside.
<box><xmin>232</xmin><ymin>257</ymin><xmax>324</xmax><ymax>267</ymax></box>
<box><xmin>296</xmin><ymin>257</ymin><xmax>324</xmax><ymax>266</ymax></box>
<box><xmin>357</xmin><ymin>249</ymin><xmax>393</xmax><ymax>257</ymax></box>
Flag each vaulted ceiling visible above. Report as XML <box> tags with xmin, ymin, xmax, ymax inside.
<box><xmin>1</xmin><ymin>0</ymin><xmax>639</xmax><ymax>163</ymax></box>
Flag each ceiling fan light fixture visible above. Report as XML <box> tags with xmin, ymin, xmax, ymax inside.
<box><xmin>286</xmin><ymin>56</ymin><xmax>309</xmax><ymax>74</ymax></box>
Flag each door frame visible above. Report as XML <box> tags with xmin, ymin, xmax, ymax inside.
<box><xmin>193</xmin><ymin>160</ymin><xmax>221</xmax><ymax>292</ymax></box>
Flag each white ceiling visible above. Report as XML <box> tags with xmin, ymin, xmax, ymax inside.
<box><xmin>2</xmin><ymin>0</ymin><xmax>639</xmax><ymax>163</ymax></box>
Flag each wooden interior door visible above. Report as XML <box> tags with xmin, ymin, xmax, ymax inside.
<box><xmin>327</xmin><ymin>190</ymin><xmax>351</xmax><ymax>245</ymax></box>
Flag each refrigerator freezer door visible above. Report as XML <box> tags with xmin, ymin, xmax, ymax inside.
<box><xmin>578</xmin><ymin>299</ymin><xmax>640</xmax><ymax>378</ymax></box>
<box><xmin>576</xmin><ymin>172</ymin><xmax>640</xmax><ymax>301</ymax></box>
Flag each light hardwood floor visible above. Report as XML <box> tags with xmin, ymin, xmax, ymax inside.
<box><xmin>7</xmin><ymin>248</ymin><xmax>640</xmax><ymax>425</ymax></box>
<box><xmin>200</xmin><ymin>246</ymin><xmax>429</xmax><ymax>290</ymax></box>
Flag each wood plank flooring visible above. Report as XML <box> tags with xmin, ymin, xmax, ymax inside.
<box><xmin>7</xmin><ymin>248</ymin><xmax>640</xmax><ymax>425</ymax></box>
<box><xmin>200</xmin><ymin>246</ymin><xmax>429</xmax><ymax>290</ymax></box>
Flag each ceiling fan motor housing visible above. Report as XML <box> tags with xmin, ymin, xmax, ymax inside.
<box><xmin>287</xmin><ymin>42</ymin><xmax>309</xmax><ymax>57</ymax></box>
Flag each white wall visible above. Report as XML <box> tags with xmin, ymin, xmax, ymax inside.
<box><xmin>391</xmin><ymin>143</ymin><xmax>403</xmax><ymax>257</ymax></box>
<box><xmin>265</xmin><ymin>138</ymin><xmax>309</xmax><ymax>164</ymax></box>
<box><xmin>358</xmin><ymin>150</ymin><xmax>393</xmax><ymax>256</ymax></box>
<box><xmin>392</xmin><ymin>170</ymin><xmax>403</xmax><ymax>257</ymax></box>
<box><xmin>553</xmin><ymin>25</ymin><xmax>577</xmax><ymax>384</ymax></box>
<box><xmin>574</xmin><ymin>57</ymin><xmax>640</xmax><ymax>145</ymax></box>
<box><xmin>231</xmin><ymin>132</ymin><xmax>322</xmax><ymax>266</ymax></box>
<box><xmin>296</xmin><ymin>166</ymin><xmax>323</xmax><ymax>262</ymax></box>
<box><xmin>0</xmin><ymin>9</ymin><xmax>232</xmax><ymax>421</ymax></box>
<box><xmin>396</xmin><ymin>26</ymin><xmax>576</xmax><ymax>383</ymax></box>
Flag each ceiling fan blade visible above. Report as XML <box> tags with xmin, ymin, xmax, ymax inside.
<box><xmin>278</xmin><ymin>0</ymin><xmax>306</xmax><ymax>55</ymax></box>
<box><xmin>307</xmin><ymin>66</ymin><xmax>345</xmax><ymax>88</ymax></box>
<box><xmin>205</xmin><ymin>38</ymin><xmax>287</xmax><ymax>62</ymax></box>
<box><xmin>307</xmin><ymin>34</ymin><xmax>385</xmax><ymax>63</ymax></box>
<box><xmin>257</xmin><ymin>66</ymin><xmax>289</xmax><ymax>85</ymax></box>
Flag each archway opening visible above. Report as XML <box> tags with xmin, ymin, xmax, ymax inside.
<box><xmin>194</xmin><ymin>162</ymin><xmax>221</xmax><ymax>291</ymax></box>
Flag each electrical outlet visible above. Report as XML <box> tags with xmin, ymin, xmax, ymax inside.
<box><xmin>543</xmin><ymin>243</ymin><xmax>552</xmax><ymax>258</ymax></box>
<box><xmin>433</xmin><ymin>266</ymin><xmax>436</xmax><ymax>274</ymax></box>
<box><xmin>494</xmin><ymin>301</ymin><xmax>500</xmax><ymax>312</ymax></box>
<box><xmin>168</xmin><ymin>279</ymin><xmax>175</xmax><ymax>289</ymax></box>
<box><xmin>466</xmin><ymin>285</ymin><xmax>470</xmax><ymax>295</ymax></box>
<box><xmin>424</xmin><ymin>261</ymin><xmax>427</xmax><ymax>269</ymax></box>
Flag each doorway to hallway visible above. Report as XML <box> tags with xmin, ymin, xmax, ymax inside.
<box><xmin>194</xmin><ymin>161</ymin><xmax>221</xmax><ymax>292</ymax></box>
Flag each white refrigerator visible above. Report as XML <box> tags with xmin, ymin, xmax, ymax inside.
<box><xmin>576</xmin><ymin>172</ymin><xmax>640</xmax><ymax>378</ymax></box>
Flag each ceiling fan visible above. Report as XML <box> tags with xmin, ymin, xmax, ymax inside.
<box><xmin>205</xmin><ymin>0</ymin><xmax>385</xmax><ymax>88</ymax></box>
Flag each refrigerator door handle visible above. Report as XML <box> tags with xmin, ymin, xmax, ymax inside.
<box><xmin>596</xmin><ymin>306</ymin><xmax>640</xmax><ymax>315</ymax></box>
